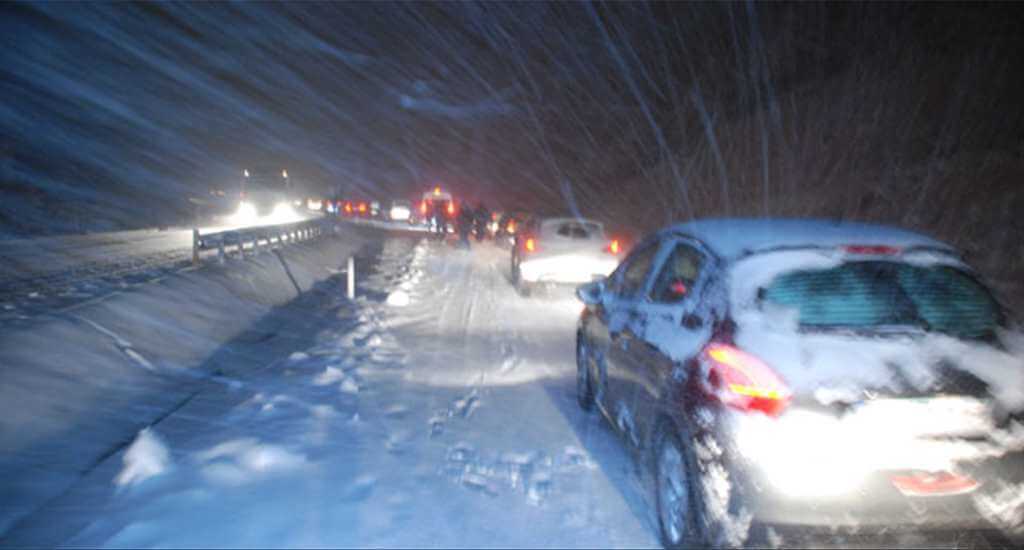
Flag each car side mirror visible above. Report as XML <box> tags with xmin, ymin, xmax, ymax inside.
<box><xmin>576</xmin><ymin>278</ymin><xmax>605</xmax><ymax>306</ymax></box>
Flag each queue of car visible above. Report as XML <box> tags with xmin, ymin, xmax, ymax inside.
<box><xmin>473</xmin><ymin>210</ymin><xmax>1024</xmax><ymax>546</ymax></box>
<box><xmin>330</xmin><ymin>192</ymin><xmax>1023</xmax><ymax>545</ymax></box>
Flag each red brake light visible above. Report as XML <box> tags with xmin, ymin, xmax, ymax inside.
<box><xmin>525</xmin><ymin>237</ymin><xmax>536</xmax><ymax>252</ymax></box>
<box><xmin>419</xmin><ymin>201</ymin><xmax>427</xmax><ymax>215</ymax></box>
<box><xmin>843</xmin><ymin>245</ymin><xmax>901</xmax><ymax>256</ymax></box>
<box><xmin>447</xmin><ymin>202</ymin><xmax>455</xmax><ymax>215</ymax></box>
<box><xmin>607</xmin><ymin>239</ymin><xmax>620</xmax><ymax>254</ymax></box>
<box><xmin>704</xmin><ymin>344</ymin><xmax>791</xmax><ymax>417</ymax></box>
<box><xmin>890</xmin><ymin>471</ymin><xmax>980</xmax><ymax>497</ymax></box>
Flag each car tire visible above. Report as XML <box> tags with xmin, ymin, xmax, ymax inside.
<box><xmin>576</xmin><ymin>336</ymin><xmax>595</xmax><ymax>411</ymax></box>
<box><xmin>654</xmin><ymin>425</ymin><xmax>711</xmax><ymax>550</ymax></box>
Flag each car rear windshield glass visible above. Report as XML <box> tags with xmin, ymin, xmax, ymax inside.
<box><xmin>761</xmin><ymin>261</ymin><xmax>1001</xmax><ymax>339</ymax></box>
<box><xmin>546</xmin><ymin>222</ymin><xmax>600</xmax><ymax>240</ymax></box>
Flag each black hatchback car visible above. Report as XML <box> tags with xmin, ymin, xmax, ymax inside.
<box><xmin>575</xmin><ymin>218</ymin><xmax>1024</xmax><ymax>548</ymax></box>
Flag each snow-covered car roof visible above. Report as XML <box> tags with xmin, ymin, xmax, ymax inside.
<box><xmin>539</xmin><ymin>216</ymin><xmax>604</xmax><ymax>228</ymax></box>
<box><xmin>422</xmin><ymin>191</ymin><xmax>453</xmax><ymax>201</ymax></box>
<box><xmin>664</xmin><ymin>218</ymin><xmax>955</xmax><ymax>260</ymax></box>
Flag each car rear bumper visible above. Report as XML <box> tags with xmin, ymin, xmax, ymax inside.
<box><xmin>724</xmin><ymin>409</ymin><xmax>1024</xmax><ymax>534</ymax></box>
<box><xmin>519</xmin><ymin>255</ymin><xmax>618</xmax><ymax>284</ymax></box>
<box><xmin>737</xmin><ymin>443</ymin><xmax>1024</xmax><ymax>534</ymax></box>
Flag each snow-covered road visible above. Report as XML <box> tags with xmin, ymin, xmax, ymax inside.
<box><xmin>5</xmin><ymin>234</ymin><xmax>659</xmax><ymax>548</ymax></box>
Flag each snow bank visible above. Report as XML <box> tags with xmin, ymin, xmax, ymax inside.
<box><xmin>386</xmin><ymin>290</ymin><xmax>410</xmax><ymax>307</ymax></box>
<box><xmin>0</xmin><ymin>229</ymin><xmax>371</xmax><ymax>535</ymax></box>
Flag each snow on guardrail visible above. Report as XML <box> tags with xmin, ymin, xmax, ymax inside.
<box><xmin>191</xmin><ymin>218</ymin><xmax>335</xmax><ymax>265</ymax></box>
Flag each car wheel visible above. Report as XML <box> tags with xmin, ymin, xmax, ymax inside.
<box><xmin>576</xmin><ymin>336</ymin><xmax>595</xmax><ymax>411</ymax></box>
<box><xmin>655</xmin><ymin>426</ymin><xmax>709</xmax><ymax>549</ymax></box>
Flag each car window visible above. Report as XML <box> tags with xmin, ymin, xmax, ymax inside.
<box><xmin>609</xmin><ymin>242</ymin><xmax>659</xmax><ymax>299</ymax></box>
<box><xmin>551</xmin><ymin>222</ymin><xmax>596</xmax><ymax>240</ymax></box>
<box><xmin>762</xmin><ymin>261</ymin><xmax>1002</xmax><ymax>340</ymax></box>
<box><xmin>650</xmin><ymin>243</ymin><xmax>704</xmax><ymax>303</ymax></box>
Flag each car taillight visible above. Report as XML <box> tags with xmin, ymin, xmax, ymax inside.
<box><xmin>525</xmin><ymin>237</ymin><xmax>536</xmax><ymax>252</ymax></box>
<box><xmin>447</xmin><ymin>202</ymin><xmax>455</xmax><ymax>215</ymax></box>
<box><xmin>703</xmin><ymin>343</ymin><xmax>791</xmax><ymax>417</ymax></box>
<box><xmin>606</xmin><ymin>239</ymin><xmax>620</xmax><ymax>254</ymax></box>
<box><xmin>843</xmin><ymin>244</ymin><xmax>901</xmax><ymax>256</ymax></box>
<box><xmin>890</xmin><ymin>471</ymin><xmax>980</xmax><ymax>497</ymax></box>
<box><xmin>420</xmin><ymin>201</ymin><xmax>427</xmax><ymax>215</ymax></box>
<box><xmin>358</xmin><ymin>202</ymin><xmax>367</xmax><ymax>213</ymax></box>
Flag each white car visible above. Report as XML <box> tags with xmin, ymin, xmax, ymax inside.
<box><xmin>510</xmin><ymin>217</ymin><xmax>623</xmax><ymax>296</ymax></box>
<box><xmin>389</xmin><ymin>200</ymin><xmax>412</xmax><ymax>222</ymax></box>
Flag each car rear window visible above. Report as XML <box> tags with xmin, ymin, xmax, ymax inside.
<box><xmin>761</xmin><ymin>261</ymin><xmax>1001</xmax><ymax>339</ymax></box>
<box><xmin>543</xmin><ymin>221</ymin><xmax>601</xmax><ymax>240</ymax></box>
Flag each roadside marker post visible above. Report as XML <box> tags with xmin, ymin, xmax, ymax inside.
<box><xmin>347</xmin><ymin>256</ymin><xmax>355</xmax><ymax>300</ymax></box>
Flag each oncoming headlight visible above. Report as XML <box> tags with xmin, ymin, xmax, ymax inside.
<box><xmin>268</xmin><ymin>202</ymin><xmax>300</xmax><ymax>224</ymax></box>
<box><xmin>232</xmin><ymin>201</ymin><xmax>259</xmax><ymax>226</ymax></box>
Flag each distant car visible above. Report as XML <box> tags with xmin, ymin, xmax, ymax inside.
<box><xmin>419</xmin><ymin>187</ymin><xmax>456</xmax><ymax>235</ymax></box>
<box><xmin>575</xmin><ymin>218</ymin><xmax>1024</xmax><ymax>548</ymax></box>
<box><xmin>232</xmin><ymin>169</ymin><xmax>298</xmax><ymax>225</ymax></box>
<box><xmin>351</xmin><ymin>200</ymin><xmax>371</xmax><ymax>218</ymax></box>
<box><xmin>389</xmin><ymin>199</ymin><xmax>413</xmax><ymax>222</ymax></box>
<box><xmin>487</xmin><ymin>210</ymin><xmax>502</xmax><ymax>236</ymax></box>
<box><xmin>510</xmin><ymin>216</ymin><xmax>622</xmax><ymax>296</ymax></box>
<box><xmin>495</xmin><ymin>210</ymin><xmax>530</xmax><ymax>247</ymax></box>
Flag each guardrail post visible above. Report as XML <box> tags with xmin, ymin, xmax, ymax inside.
<box><xmin>192</xmin><ymin>229</ymin><xmax>200</xmax><ymax>266</ymax></box>
<box><xmin>347</xmin><ymin>256</ymin><xmax>355</xmax><ymax>300</ymax></box>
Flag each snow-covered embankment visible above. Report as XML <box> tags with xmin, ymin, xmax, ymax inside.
<box><xmin>0</xmin><ymin>228</ymin><xmax>373</xmax><ymax>534</ymax></box>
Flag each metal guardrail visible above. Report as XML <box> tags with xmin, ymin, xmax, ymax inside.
<box><xmin>191</xmin><ymin>218</ymin><xmax>333</xmax><ymax>265</ymax></box>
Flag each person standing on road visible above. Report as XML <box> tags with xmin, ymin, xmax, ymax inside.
<box><xmin>473</xmin><ymin>202</ymin><xmax>490</xmax><ymax>242</ymax></box>
<box><xmin>457</xmin><ymin>204</ymin><xmax>475</xmax><ymax>248</ymax></box>
<box><xmin>429</xmin><ymin>203</ymin><xmax>444</xmax><ymax>240</ymax></box>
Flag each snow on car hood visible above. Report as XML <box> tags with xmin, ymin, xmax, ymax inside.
<box><xmin>728</xmin><ymin>250</ymin><xmax>1024</xmax><ymax>412</ymax></box>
